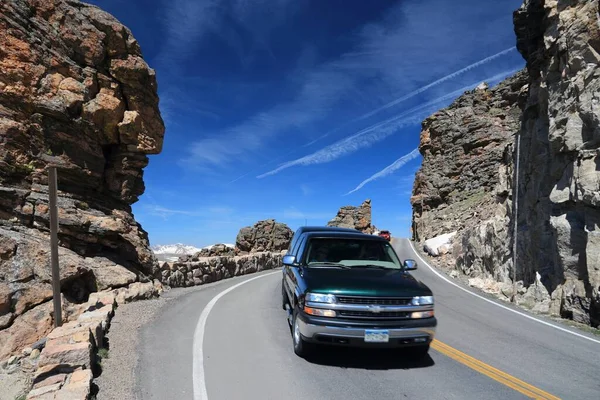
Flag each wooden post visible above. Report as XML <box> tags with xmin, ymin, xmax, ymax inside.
<box><xmin>49</xmin><ymin>166</ymin><xmax>62</xmax><ymax>327</ymax></box>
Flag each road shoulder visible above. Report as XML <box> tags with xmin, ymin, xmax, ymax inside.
<box><xmin>403</xmin><ymin>238</ymin><xmax>600</xmax><ymax>340</ymax></box>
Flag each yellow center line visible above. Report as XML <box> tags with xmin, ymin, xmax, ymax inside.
<box><xmin>431</xmin><ymin>339</ymin><xmax>561</xmax><ymax>400</ymax></box>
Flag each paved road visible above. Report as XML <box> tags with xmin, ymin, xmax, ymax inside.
<box><xmin>136</xmin><ymin>238</ymin><xmax>600</xmax><ymax>400</ymax></box>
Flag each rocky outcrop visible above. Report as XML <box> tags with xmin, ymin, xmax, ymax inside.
<box><xmin>412</xmin><ymin>0</ymin><xmax>600</xmax><ymax>328</ymax></box>
<box><xmin>235</xmin><ymin>220</ymin><xmax>293</xmax><ymax>254</ymax></box>
<box><xmin>511</xmin><ymin>0</ymin><xmax>600</xmax><ymax>327</ymax></box>
<box><xmin>179</xmin><ymin>244</ymin><xmax>236</xmax><ymax>261</ymax></box>
<box><xmin>411</xmin><ymin>71</ymin><xmax>528</xmax><ymax>286</ymax></box>
<box><xmin>0</xmin><ymin>0</ymin><xmax>165</xmax><ymax>359</ymax></box>
<box><xmin>327</xmin><ymin>199</ymin><xmax>377</xmax><ymax>234</ymax></box>
<box><xmin>160</xmin><ymin>251</ymin><xmax>285</xmax><ymax>288</ymax></box>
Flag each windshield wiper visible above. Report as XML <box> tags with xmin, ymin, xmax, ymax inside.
<box><xmin>352</xmin><ymin>264</ymin><xmax>389</xmax><ymax>270</ymax></box>
<box><xmin>307</xmin><ymin>262</ymin><xmax>350</xmax><ymax>269</ymax></box>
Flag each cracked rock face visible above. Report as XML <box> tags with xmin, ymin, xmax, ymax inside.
<box><xmin>412</xmin><ymin>0</ymin><xmax>600</xmax><ymax>328</ymax></box>
<box><xmin>513</xmin><ymin>0</ymin><xmax>600</xmax><ymax>327</ymax></box>
<box><xmin>0</xmin><ymin>0</ymin><xmax>165</xmax><ymax>359</ymax></box>
<box><xmin>327</xmin><ymin>199</ymin><xmax>378</xmax><ymax>234</ymax></box>
<box><xmin>411</xmin><ymin>71</ymin><xmax>528</xmax><ymax>285</ymax></box>
<box><xmin>236</xmin><ymin>220</ymin><xmax>293</xmax><ymax>254</ymax></box>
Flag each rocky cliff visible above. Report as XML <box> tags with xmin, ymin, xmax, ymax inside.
<box><xmin>236</xmin><ymin>219</ymin><xmax>293</xmax><ymax>254</ymax></box>
<box><xmin>327</xmin><ymin>199</ymin><xmax>377</xmax><ymax>234</ymax></box>
<box><xmin>411</xmin><ymin>71</ymin><xmax>528</xmax><ymax>273</ymax></box>
<box><xmin>412</xmin><ymin>0</ymin><xmax>600</xmax><ymax>328</ymax></box>
<box><xmin>0</xmin><ymin>0</ymin><xmax>165</xmax><ymax>359</ymax></box>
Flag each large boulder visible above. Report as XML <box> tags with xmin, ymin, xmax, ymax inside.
<box><xmin>0</xmin><ymin>0</ymin><xmax>165</xmax><ymax>359</ymax></box>
<box><xmin>327</xmin><ymin>199</ymin><xmax>377</xmax><ymax>234</ymax></box>
<box><xmin>236</xmin><ymin>220</ymin><xmax>293</xmax><ymax>253</ymax></box>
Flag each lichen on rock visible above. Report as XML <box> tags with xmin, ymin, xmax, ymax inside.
<box><xmin>327</xmin><ymin>199</ymin><xmax>378</xmax><ymax>234</ymax></box>
<box><xmin>412</xmin><ymin>0</ymin><xmax>600</xmax><ymax>328</ymax></box>
<box><xmin>0</xmin><ymin>0</ymin><xmax>165</xmax><ymax>359</ymax></box>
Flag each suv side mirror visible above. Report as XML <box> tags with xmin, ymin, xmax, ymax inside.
<box><xmin>403</xmin><ymin>259</ymin><xmax>417</xmax><ymax>270</ymax></box>
<box><xmin>282</xmin><ymin>255</ymin><xmax>297</xmax><ymax>266</ymax></box>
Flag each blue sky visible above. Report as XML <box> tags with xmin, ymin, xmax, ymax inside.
<box><xmin>88</xmin><ymin>0</ymin><xmax>525</xmax><ymax>248</ymax></box>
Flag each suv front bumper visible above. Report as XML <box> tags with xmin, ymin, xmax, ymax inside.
<box><xmin>297</xmin><ymin>312</ymin><xmax>436</xmax><ymax>348</ymax></box>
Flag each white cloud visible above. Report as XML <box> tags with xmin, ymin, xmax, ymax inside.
<box><xmin>257</xmin><ymin>67</ymin><xmax>522</xmax><ymax>178</ymax></box>
<box><xmin>281</xmin><ymin>207</ymin><xmax>332</xmax><ymax>221</ymax></box>
<box><xmin>180</xmin><ymin>0</ymin><xmax>523</xmax><ymax>172</ymax></box>
<box><xmin>175</xmin><ymin>0</ymin><xmax>525</xmax><ymax>173</ymax></box>
<box><xmin>143</xmin><ymin>205</ymin><xmax>235</xmax><ymax>220</ymax></box>
<box><xmin>302</xmin><ymin>47</ymin><xmax>517</xmax><ymax>146</ymax></box>
<box><xmin>345</xmin><ymin>148</ymin><xmax>420</xmax><ymax>195</ymax></box>
<box><xmin>300</xmin><ymin>184</ymin><xmax>312</xmax><ymax>196</ymax></box>
<box><xmin>157</xmin><ymin>0</ymin><xmax>300</xmax><ymax>67</ymax></box>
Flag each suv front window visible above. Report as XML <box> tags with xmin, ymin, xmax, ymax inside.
<box><xmin>304</xmin><ymin>238</ymin><xmax>402</xmax><ymax>269</ymax></box>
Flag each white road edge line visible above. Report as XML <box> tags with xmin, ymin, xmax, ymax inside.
<box><xmin>192</xmin><ymin>270</ymin><xmax>281</xmax><ymax>400</ymax></box>
<box><xmin>405</xmin><ymin>239</ymin><xmax>600</xmax><ymax>345</ymax></box>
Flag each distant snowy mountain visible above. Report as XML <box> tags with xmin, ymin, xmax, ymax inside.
<box><xmin>151</xmin><ymin>243</ymin><xmax>202</xmax><ymax>255</ymax></box>
<box><xmin>203</xmin><ymin>243</ymin><xmax>235</xmax><ymax>250</ymax></box>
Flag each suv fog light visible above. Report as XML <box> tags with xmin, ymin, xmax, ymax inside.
<box><xmin>304</xmin><ymin>306</ymin><xmax>336</xmax><ymax>318</ymax></box>
<box><xmin>411</xmin><ymin>310</ymin><xmax>434</xmax><ymax>319</ymax></box>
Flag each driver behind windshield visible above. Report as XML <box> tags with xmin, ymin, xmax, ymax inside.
<box><xmin>309</xmin><ymin>244</ymin><xmax>329</xmax><ymax>263</ymax></box>
<box><xmin>358</xmin><ymin>243</ymin><xmax>381</xmax><ymax>260</ymax></box>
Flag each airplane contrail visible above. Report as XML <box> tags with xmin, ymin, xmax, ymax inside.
<box><xmin>230</xmin><ymin>48</ymin><xmax>519</xmax><ymax>183</ymax></box>
<box><xmin>340</xmin><ymin>67</ymin><xmax>524</xmax><ymax>195</ymax></box>
<box><xmin>300</xmin><ymin>47</ymin><xmax>517</xmax><ymax>147</ymax></box>
<box><xmin>344</xmin><ymin>148</ymin><xmax>420</xmax><ymax>195</ymax></box>
<box><xmin>257</xmin><ymin>66</ymin><xmax>522</xmax><ymax>179</ymax></box>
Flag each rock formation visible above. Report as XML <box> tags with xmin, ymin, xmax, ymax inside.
<box><xmin>161</xmin><ymin>251</ymin><xmax>285</xmax><ymax>288</ymax></box>
<box><xmin>235</xmin><ymin>219</ymin><xmax>293</xmax><ymax>254</ymax></box>
<box><xmin>0</xmin><ymin>0</ymin><xmax>165</xmax><ymax>359</ymax></box>
<box><xmin>512</xmin><ymin>0</ymin><xmax>600</xmax><ymax>326</ymax></box>
<box><xmin>412</xmin><ymin>0</ymin><xmax>600</xmax><ymax>328</ymax></box>
<box><xmin>411</xmin><ymin>70</ymin><xmax>528</xmax><ymax>274</ymax></box>
<box><xmin>327</xmin><ymin>199</ymin><xmax>377</xmax><ymax>234</ymax></box>
<box><xmin>179</xmin><ymin>243</ymin><xmax>236</xmax><ymax>261</ymax></box>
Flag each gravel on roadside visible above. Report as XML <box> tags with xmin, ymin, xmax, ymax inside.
<box><xmin>94</xmin><ymin>296</ymin><xmax>167</xmax><ymax>400</ymax></box>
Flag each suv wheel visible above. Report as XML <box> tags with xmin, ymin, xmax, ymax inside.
<box><xmin>281</xmin><ymin>281</ymin><xmax>287</xmax><ymax>310</ymax></box>
<box><xmin>292</xmin><ymin>307</ymin><xmax>311</xmax><ymax>358</ymax></box>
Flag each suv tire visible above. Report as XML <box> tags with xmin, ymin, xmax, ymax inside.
<box><xmin>292</xmin><ymin>307</ymin><xmax>312</xmax><ymax>358</ymax></box>
<box><xmin>281</xmin><ymin>281</ymin><xmax>288</xmax><ymax>310</ymax></box>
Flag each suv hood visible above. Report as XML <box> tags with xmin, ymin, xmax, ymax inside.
<box><xmin>301</xmin><ymin>266</ymin><xmax>432</xmax><ymax>297</ymax></box>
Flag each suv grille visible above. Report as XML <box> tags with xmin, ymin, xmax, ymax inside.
<box><xmin>338</xmin><ymin>310</ymin><xmax>411</xmax><ymax>319</ymax></box>
<box><xmin>336</xmin><ymin>296</ymin><xmax>412</xmax><ymax>306</ymax></box>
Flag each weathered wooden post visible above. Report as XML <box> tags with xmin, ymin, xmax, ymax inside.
<box><xmin>48</xmin><ymin>166</ymin><xmax>62</xmax><ymax>327</ymax></box>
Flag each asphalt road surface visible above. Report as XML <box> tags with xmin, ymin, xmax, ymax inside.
<box><xmin>136</xmin><ymin>238</ymin><xmax>600</xmax><ymax>400</ymax></box>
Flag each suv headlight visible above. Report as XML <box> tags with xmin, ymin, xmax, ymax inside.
<box><xmin>411</xmin><ymin>296</ymin><xmax>433</xmax><ymax>306</ymax></box>
<box><xmin>305</xmin><ymin>293</ymin><xmax>337</xmax><ymax>304</ymax></box>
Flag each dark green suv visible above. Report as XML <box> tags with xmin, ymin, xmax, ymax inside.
<box><xmin>281</xmin><ymin>227</ymin><xmax>436</xmax><ymax>358</ymax></box>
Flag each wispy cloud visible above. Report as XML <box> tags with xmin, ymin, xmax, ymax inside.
<box><xmin>156</xmin><ymin>0</ymin><xmax>299</xmax><ymax>68</ymax></box>
<box><xmin>300</xmin><ymin>184</ymin><xmax>312</xmax><ymax>196</ymax></box>
<box><xmin>180</xmin><ymin>0</ymin><xmax>523</xmax><ymax>173</ymax></box>
<box><xmin>282</xmin><ymin>207</ymin><xmax>332</xmax><ymax>221</ymax></box>
<box><xmin>257</xmin><ymin>67</ymin><xmax>522</xmax><ymax>179</ymax></box>
<box><xmin>143</xmin><ymin>204</ymin><xmax>234</xmax><ymax>220</ymax></box>
<box><xmin>302</xmin><ymin>47</ymin><xmax>517</xmax><ymax>147</ymax></box>
<box><xmin>180</xmin><ymin>62</ymin><xmax>356</xmax><ymax>170</ymax></box>
<box><xmin>344</xmin><ymin>148</ymin><xmax>420</xmax><ymax>195</ymax></box>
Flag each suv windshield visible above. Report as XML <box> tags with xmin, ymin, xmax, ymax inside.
<box><xmin>304</xmin><ymin>238</ymin><xmax>402</xmax><ymax>269</ymax></box>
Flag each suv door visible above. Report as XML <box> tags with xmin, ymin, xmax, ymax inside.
<box><xmin>284</xmin><ymin>234</ymin><xmax>306</xmax><ymax>307</ymax></box>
